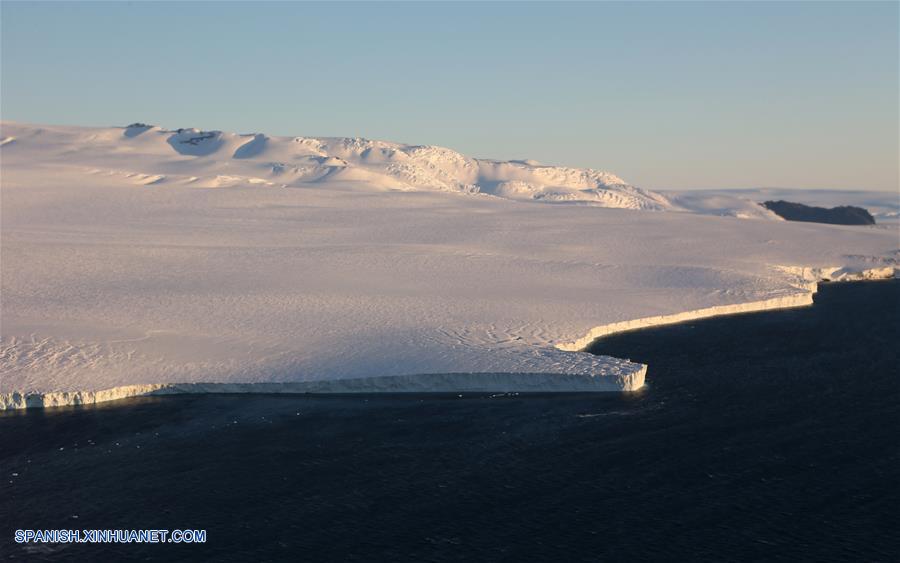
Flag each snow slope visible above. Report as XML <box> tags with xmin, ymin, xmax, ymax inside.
<box><xmin>0</xmin><ymin>122</ymin><xmax>671</xmax><ymax>209</ymax></box>
<box><xmin>666</xmin><ymin>188</ymin><xmax>899</xmax><ymax>224</ymax></box>
<box><xmin>1</xmin><ymin>122</ymin><xmax>897</xmax><ymax>408</ymax></box>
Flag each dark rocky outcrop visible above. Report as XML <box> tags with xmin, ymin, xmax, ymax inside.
<box><xmin>762</xmin><ymin>200</ymin><xmax>876</xmax><ymax>225</ymax></box>
<box><xmin>123</xmin><ymin>123</ymin><xmax>154</xmax><ymax>138</ymax></box>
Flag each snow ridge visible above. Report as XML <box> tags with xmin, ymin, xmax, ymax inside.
<box><xmin>1</xmin><ymin>122</ymin><xmax>672</xmax><ymax>210</ymax></box>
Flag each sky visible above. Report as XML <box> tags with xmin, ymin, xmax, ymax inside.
<box><xmin>1</xmin><ymin>1</ymin><xmax>897</xmax><ymax>191</ymax></box>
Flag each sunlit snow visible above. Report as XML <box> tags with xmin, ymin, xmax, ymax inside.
<box><xmin>1</xmin><ymin>122</ymin><xmax>896</xmax><ymax>408</ymax></box>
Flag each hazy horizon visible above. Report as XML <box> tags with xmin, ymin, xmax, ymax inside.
<box><xmin>2</xmin><ymin>1</ymin><xmax>897</xmax><ymax>191</ymax></box>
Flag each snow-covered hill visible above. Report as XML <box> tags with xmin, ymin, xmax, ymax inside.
<box><xmin>1</xmin><ymin>122</ymin><xmax>672</xmax><ymax>210</ymax></box>
<box><xmin>1</xmin><ymin>122</ymin><xmax>897</xmax><ymax>408</ymax></box>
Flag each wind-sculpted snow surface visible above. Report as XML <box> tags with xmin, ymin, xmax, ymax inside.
<box><xmin>1</xmin><ymin>122</ymin><xmax>898</xmax><ymax>408</ymax></box>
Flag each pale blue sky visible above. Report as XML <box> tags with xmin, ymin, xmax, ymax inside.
<box><xmin>2</xmin><ymin>1</ymin><xmax>897</xmax><ymax>191</ymax></box>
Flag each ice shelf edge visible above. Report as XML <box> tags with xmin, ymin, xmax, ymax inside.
<box><xmin>556</xmin><ymin>265</ymin><xmax>897</xmax><ymax>353</ymax></box>
<box><xmin>3</xmin><ymin>266</ymin><xmax>894</xmax><ymax>411</ymax></box>
<box><xmin>0</xmin><ymin>368</ymin><xmax>647</xmax><ymax>410</ymax></box>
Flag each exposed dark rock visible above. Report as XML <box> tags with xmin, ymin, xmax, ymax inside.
<box><xmin>123</xmin><ymin>123</ymin><xmax>153</xmax><ymax>138</ymax></box>
<box><xmin>179</xmin><ymin>132</ymin><xmax>217</xmax><ymax>145</ymax></box>
<box><xmin>762</xmin><ymin>200</ymin><xmax>876</xmax><ymax>225</ymax></box>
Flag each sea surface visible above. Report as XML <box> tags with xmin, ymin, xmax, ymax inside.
<box><xmin>1</xmin><ymin>281</ymin><xmax>897</xmax><ymax>562</ymax></box>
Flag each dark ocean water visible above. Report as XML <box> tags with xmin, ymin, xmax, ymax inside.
<box><xmin>1</xmin><ymin>281</ymin><xmax>898</xmax><ymax>562</ymax></box>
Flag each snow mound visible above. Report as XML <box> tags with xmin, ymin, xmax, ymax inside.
<box><xmin>669</xmin><ymin>192</ymin><xmax>783</xmax><ymax>220</ymax></box>
<box><xmin>123</xmin><ymin>123</ymin><xmax>155</xmax><ymax>138</ymax></box>
<box><xmin>166</xmin><ymin>128</ymin><xmax>225</xmax><ymax>156</ymax></box>
<box><xmin>233</xmin><ymin>133</ymin><xmax>268</xmax><ymax>159</ymax></box>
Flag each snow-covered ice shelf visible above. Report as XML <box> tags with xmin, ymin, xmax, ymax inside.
<box><xmin>1</xmin><ymin>122</ymin><xmax>897</xmax><ymax>409</ymax></box>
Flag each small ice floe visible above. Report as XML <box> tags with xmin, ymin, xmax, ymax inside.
<box><xmin>576</xmin><ymin>410</ymin><xmax>636</xmax><ymax>418</ymax></box>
